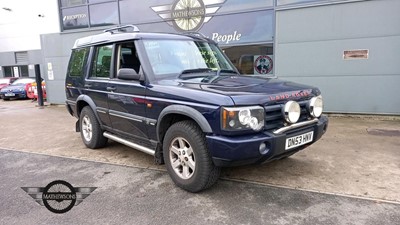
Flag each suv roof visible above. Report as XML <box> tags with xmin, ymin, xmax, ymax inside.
<box><xmin>73</xmin><ymin>25</ymin><xmax>213</xmax><ymax>49</ymax></box>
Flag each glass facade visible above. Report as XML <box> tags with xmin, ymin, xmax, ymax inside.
<box><xmin>89</xmin><ymin>2</ymin><xmax>119</xmax><ymax>27</ymax></box>
<box><xmin>276</xmin><ymin>0</ymin><xmax>353</xmax><ymax>6</ymax></box>
<box><xmin>59</xmin><ymin>0</ymin><xmax>277</xmax><ymax>75</ymax></box>
<box><xmin>61</xmin><ymin>6</ymin><xmax>89</xmax><ymax>30</ymax></box>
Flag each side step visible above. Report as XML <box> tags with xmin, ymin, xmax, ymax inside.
<box><xmin>103</xmin><ymin>132</ymin><xmax>155</xmax><ymax>156</ymax></box>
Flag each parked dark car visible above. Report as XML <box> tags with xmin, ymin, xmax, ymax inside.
<box><xmin>65</xmin><ymin>25</ymin><xmax>328</xmax><ymax>192</ymax></box>
<box><xmin>0</xmin><ymin>77</ymin><xmax>18</xmax><ymax>99</ymax></box>
<box><xmin>0</xmin><ymin>78</ymin><xmax>35</xmax><ymax>100</ymax></box>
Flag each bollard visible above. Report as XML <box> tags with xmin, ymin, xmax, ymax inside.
<box><xmin>34</xmin><ymin>64</ymin><xmax>44</xmax><ymax>107</ymax></box>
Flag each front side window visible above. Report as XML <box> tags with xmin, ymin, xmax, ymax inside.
<box><xmin>143</xmin><ymin>40</ymin><xmax>235</xmax><ymax>77</ymax></box>
<box><xmin>68</xmin><ymin>47</ymin><xmax>89</xmax><ymax>77</ymax></box>
<box><xmin>90</xmin><ymin>45</ymin><xmax>113</xmax><ymax>78</ymax></box>
<box><xmin>116</xmin><ymin>42</ymin><xmax>141</xmax><ymax>74</ymax></box>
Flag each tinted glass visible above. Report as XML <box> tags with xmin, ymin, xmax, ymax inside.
<box><xmin>88</xmin><ymin>0</ymin><xmax>114</xmax><ymax>3</ymax></box>
<box><xmin>68</xmin><ymin>48</ymin><xmax>90</xmax><ymax>77</ymax></box>
<box><xmin>20</xmin><ymin>66</ymin><xmax>29</xmax><ymax>77</ymax></box>
<box><xmin>223</xmin><ymin>45</ymin><xmax>273</xmax><ymax>75</ymax></box>
<box><xmin>89</xmin><ymin>2</ymin><xmax>118</xmax><ymax>27</ymax></box>
<box><xmin>90</xmin><ymin>45</ymin><xmax>113</xmax><ymax>78</ymax></box>
<box><xmin>61</xmin><ymin>0</ymin><xmax>86</xmax><ymax>7</ymax></box>
<box><xmin>62</xmin><ymin>6</ymin><xmax>89</xmax><ymax>30</ymax></box>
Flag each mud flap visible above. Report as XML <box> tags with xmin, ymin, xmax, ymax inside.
<box><xmin>75</xmin><ymin>120</ymin><xmax>80</xmax><ymax>132</ymax></box>
<box><xmin>154</xmin><ymin>144</ymin><xmax>164</xmax><ymax>165</ymax></box>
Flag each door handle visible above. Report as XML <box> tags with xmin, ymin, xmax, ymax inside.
<box><xmin>84</xmin><ymin>84</ymin><xmax>92</xmax><ymax>88</ymax></box>
<box><xmin>107</xmin><ymin>86</ymin><xmax>116</xmax><ymax>92</ymax></box>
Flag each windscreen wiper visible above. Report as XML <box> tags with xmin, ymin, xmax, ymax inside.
<box><xmin>216</xmin><ymin>69</ymin><xmax>239</xmax><ymax>76</ymax></box>
<box><xmin>178</xmin><ymin>68</ymin><xmax>213</xmax><ymax>79</ymax></box>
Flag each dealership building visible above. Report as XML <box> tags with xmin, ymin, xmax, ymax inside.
<box><xmin>0</xmin><ymin>0</ymin><xmax>399</xmax><ymax>115</ymax></box>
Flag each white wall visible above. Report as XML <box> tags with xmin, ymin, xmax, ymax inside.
<box><xmin>0</xmin><ymin>0</ymin><xmax>60</xmax><ymax>52</ymax></box>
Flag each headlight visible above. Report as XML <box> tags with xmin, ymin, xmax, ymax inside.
<box><xmin>308</xmin><ymin>96</ymin><xmax>323</xmax><ymax>117</ymax></box>
<box><xmin>283</xmin><ymin>101</ymin><xmax>301</xmax><ymax>124</ymax></box>
<box><xmin>222</xmin><ymin>106</ymin><xmax>264</xmax><ymax>131</ymax></box>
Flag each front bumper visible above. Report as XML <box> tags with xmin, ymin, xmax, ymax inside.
<box><xmin>0</xmin><ymin>91</ymin><xmax>27</xmax><ymax>99</ymax></box>
<box><xmin>207</xmin><ymin>115</ymin><xmax>328</xmax><ymax>167</ymax></box>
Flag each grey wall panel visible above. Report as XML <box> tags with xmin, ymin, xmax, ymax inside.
<box><xmin>275</xmin><ymin>0</ymin><xmax>400</xmax><ymax>114</ymax></box>
<box><xmin>0</xmin><ymin>52</ymin><xmax>16</xmax><ymax>65</ymax></box>
<box><xmin>40</xmin><ymin>29</ymin><xmax>104</xmax><ymax>104</ymax></box>
<box><xmin>283</xmin><ymin>75</ymin><xmax>400</xmax><ymax>114</ymax></box>
<box><xmin>275</xmin><ymin>35</ymin><xmax>400</xmax><ymax>77</ymax></box>
<box><xmin>277</xmin><ymin>0</ymin><xmax>400</xmax><ymax>43</ymax></box>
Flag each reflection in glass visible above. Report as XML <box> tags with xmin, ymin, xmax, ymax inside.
<box><xmin>62</xmin><ymin>7</ymin><xmax>89</xmax><ymax>30</ymax></box>
<box><xmin>89</xmin><ymin>2</ymin><xmax>118</xmax><ymax>27</ymax></box>
<box><xmin>143</xmin><ymin>40</ymin><xmax>235</xmax><ymax>77</ymax></box>
<box><xmin>60</xmin><ymin>0</ymin><xmax>86</xmax><ymax>8</ymax></box>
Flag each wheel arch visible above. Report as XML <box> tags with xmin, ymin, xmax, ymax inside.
<box><xmin>157</xmin><ymin>105</ymin><xmax>212</xmax><ymax>143</ymax></box>
<box><xmin>75</xmin><ymin>95</ymin><xmax>102</xmax><ymax>126</ymax></box>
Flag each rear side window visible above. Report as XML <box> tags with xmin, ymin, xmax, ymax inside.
<box><xmin>67</xmin><ymin>47</ymin><xmax>89</xmax><ymax>77</ymax></box>
<box><xmin>90</xmin><ymin>45</ymin><xmax>113</xmax><ymax>78</ymax></box>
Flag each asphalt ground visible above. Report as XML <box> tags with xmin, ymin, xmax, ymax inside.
<box><xmin>1</xmin><ymin>149</ymin><xmax>399</xmax><ymax>225</ymax></box>
<box><xmin>0</xmin><ymin>100</ymin><xmax>399</xmax><ymax>224</ymax></box>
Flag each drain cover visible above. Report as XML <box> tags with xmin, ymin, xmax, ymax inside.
<box><xmin>367</xmin><ymin>128</ymin><xmax>400</xmax><ymax>137</ymax></box>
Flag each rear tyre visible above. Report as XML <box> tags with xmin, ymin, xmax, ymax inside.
<box><xmin>79</xmin><ymin>106</ymin><xmax>107</xmax><ymax>149</ymax></box>
<box><xmin>163</xmin><ymin>120</ymin><xmax>220</xmax><ymax>192</ymax></box>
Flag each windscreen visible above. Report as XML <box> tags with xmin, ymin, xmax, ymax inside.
<box><xmin>143</xmin><ymin>39</ymin><xmax>235</xmax><ymax>77</ymax></box>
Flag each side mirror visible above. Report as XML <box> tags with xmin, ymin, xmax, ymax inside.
<box><xmin>117</xmin><ymin>68</ymin><xmax>141</xmax><ymax>80</ymax></box>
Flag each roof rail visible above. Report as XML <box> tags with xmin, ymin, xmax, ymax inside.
<box><xmin>104</xmin><ymin>25</ymin><xmax>140</xmax><ymax>34</ymax></box>
<box><xmin>182</xmin><ymin>32</ymin><xmax>207</xmax><ymax>39</ymax></box>
<box><xmin>182</xmin><ymin>32</ymin><xmax>216</xmax><ymax>44</ymax></box>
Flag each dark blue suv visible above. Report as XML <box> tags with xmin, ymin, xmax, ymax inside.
<box><xmin>65</xmin><ymin>25</ymin><xmax>328</xmax><ymax>192</ymax></box>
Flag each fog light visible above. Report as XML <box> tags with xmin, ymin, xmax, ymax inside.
<box><xmin>259</xmin><ymin>142</ymin><xmax>269</xmax><ymax>155</ymax></box>
<box><xmin>283</xmin><ymin>101</ymin><xmax>301</xmax><ymax>124</ymax></box>
<box><xmin>308</xmin><ymin>96</ymin><xmax>323</xmax><ymax>118</ymax></box>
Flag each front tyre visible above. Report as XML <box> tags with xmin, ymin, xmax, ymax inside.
<box><xmin>163</xmin><ymin>120</ymin><xmax>220</xmax><ymax>192</ymax></box>
<box><xmin>79</xmin><ymin>106</ymin><xmax>107</xmax><ymax>149</ymax></box>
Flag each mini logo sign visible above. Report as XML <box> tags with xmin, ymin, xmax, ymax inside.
<box><xmin>254</xmin><ymin>55</ymin><xmax>273</xmax><ymax>74</ymax></box>
<box><xmin>21</xmin><ymin>180</ymin><xmax>96</xmax><ymax>214</ymax></box>
<box><xmin>151</xmin><ymin>0</ymin><xmax>226</xmax><ymax>32</ymax></box>
<box><xmin>172</xmin><ymin>0</ymin><xmax>206</xmax><ymax>31</ymax></box>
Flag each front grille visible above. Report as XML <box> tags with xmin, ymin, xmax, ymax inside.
<box><xmin>264</xmin><ymin>100</ymin><xmax>310</xmax><ymax>131</ymax></box>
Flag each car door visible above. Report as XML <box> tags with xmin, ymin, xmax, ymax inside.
<box><xmin>84</xmin><ymin>44</ymin><xmax>113</xmax><ymax>128</ymax></box>
<box><xmin>107</xmin><ymin>42</ymin><xmax>151</xmax><ymax>144</ymax></box>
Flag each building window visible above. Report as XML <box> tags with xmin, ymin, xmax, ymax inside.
<box><xmin>61</xmin><ymin>6</ymin><xmax>89</xmax><ymax>30</ymax></box>
<box><xmin>223</xmin><ymin>45</ymin><xmax>274</xmax><ymax>75</ymax></box>
<box><xmin>3</xmin><ymin>66</ymin><xmax>29</xmax><ymax>77</ymax></box>
<box><xmin>88</xmin><ymin>0</ymin><xmax>113</xmax><ymax>3</ymax></box>
<box><xmin>89</xmin><ymin>2</ymin><xmax>118</xmax><ymax>27</ymax></box>
<box><xmin>61</xmin><ymin>0</ymin><xmax>86</xmax><ymax>7</ymax></box>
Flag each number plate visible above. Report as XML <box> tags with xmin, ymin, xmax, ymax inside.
<box><xmin>5</xmin><ymin>93</ymin><xmax>15</xmax><ymax>97</ymax></box>
<box><xmin>285</xmin><ymin>131</ymin><xmax>314</xmax><ymax>150</ymax></box>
